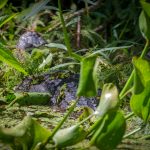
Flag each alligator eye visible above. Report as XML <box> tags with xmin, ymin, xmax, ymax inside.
<box><xmin>16</xmin><ymin>31</ymin><xmax>47</xmax><ymax>50</ymax></box>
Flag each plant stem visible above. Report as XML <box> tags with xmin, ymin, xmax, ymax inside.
<box><xmin>123</xmin><ymin>127</ymin><xmax>142</xmax><ymax>138</ymax></box>
<box><xmin>140</xmin><ymin>134</ymin><xmax>150</xmax><ymax>140</ymax></box>
<box><xmin>140</xmin><ymin>39</ymin><xmax>150</xmax><ymax>58</ymax></box>
<box><xmin>120</xmin><ymin>87</ymin><xmax>133</xmax><ymax>100</ymax></box>
<box><xmin>119</xmin><ymin>39</ymin><xmax>150</xmax><ymax>99</ymax></box>
<box><xmin>50</xmin><ymin>98</ymin><xmax>79</xmax><ymax>138</ymax></box>
<box><xmin>88</xmin><ymin>115</ymin><xmax>103</xmax><ymax>134</ymax></box>
<box><xmin>90</xmin><ymin>117</ymin><xmax>106</xmax><ymax>145</ymax></box>
<box><xmin>77</xmin><ymin>114</ymin><xmax>94</xmax><ymax>126</ymax></box>
<box><xmin>58</xmin><ymin>0</ymin><xmax>82</xmax><ymax>62</ymax></box>
<box><xmin>119</xmin><ymin>71</ymin><xmax>134</xmax><ymax>99</ymax></box>
<box><xmin>125</xmin><ymin>112</ymin><xmax>134</xmax><ymax>120</ymax></box>
<box><xmin>58</xmin><ymin>0</ymin><xmax>71</xmax><ymax>55</ymax></box>
<box><xmin>71</xmin><ymin>52</ymin><xmax>82</xmax><ymax>61</ymax></box>
<box><xmin>38</xmin><ymin>97</ymin><xmax>80</xmax><ymax>149</ymax></box>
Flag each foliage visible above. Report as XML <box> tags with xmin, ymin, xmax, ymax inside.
<box><xmin>7</xmin><ymin>92</ymin><xmax>51</xmax><ymax>107</ymax></box>
<box><xmin>130</xmin><ymin>58</ymin><xmax>150</xmax><ymax>122</ymax></box>
<box><xmin>0</xmin><ymin>43</ymin><xmax>27</xmax><ymax>75</ymax></box>
<box><xmin>0</xmin><ymin>0</ymin><xmax>150</xmax><ymax>150</ymax></box>
<box><xmin>53</xmin><ymin>125</ymin><xmax>86</xmax><ymax>148</ymax></box>
<box><xmin>77</xmin><ymin>55</ymin><xmax>98</xmax><ymax>97</ymax></box>
<box><xmin>0</xmin><ymin>116</ymin><xmax>51</xmax><ymax>150</ymax></box>
<box><xmin>90</xmin><ymin>111</ymin><xmax>126</xmax><ymax>150</ymax></box>
<box><xmin>96</xmin><ymin>83</ymin><xmax>119</xmax><ymax>116</ymax></box>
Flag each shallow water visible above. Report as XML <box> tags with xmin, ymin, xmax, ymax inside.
<box><xmin>0</xmin><ymin>72</ymin><xmax>149</xmax><ymax>150</ymax></box>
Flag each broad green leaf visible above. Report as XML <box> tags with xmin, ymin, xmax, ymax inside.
<box><xmin>131</xmin><ymin>58</ymin><xmax>150</xmax><ymax>122</ymax></box>
<box><xmin>0</xmin><ymin>43</ymin><xmax>27</xmax><ymax>75</ymax></box>
<box><xmin>0</xmin><ymin>0</ymin><xmax>8</xmax><ymax>9</ymax></box>
<box><xmin>132</xmin><ymin>57</ymin><xmax>150</xmax><ymax>94</ymax></box>
<box><xmin>0</xmin><ymin>116</ymin><xmax>32</xmax><ymax>142</ymax></box>
<box><xmin>77</xmin><ymin>55</ymin><xmax>99</xmax><ymax>97</ymax></box>
<box><xmin>31</xmin><ymin>118</ymin><xmax>51</xmax><ymax>149</ymax></box>
<box><xmin>130</xmin><ymin>81</ymin><xmax>150</xmax><ymax>122</ymax></box>
<box><xmin>53</xmin><ymin>125</ymin><xmax>86</xmax><ymax>148</ymax></box>
<box><xmin>95</xmin><ymin>83</ymin><xmax>119</xmax><ymax>117</ymax></box>
<box><xmin>90</xmin><ymin>111</ymin><xmax>126</xmax><ymax>150</ymax></box>
<box><xmin>140</xmin><ymin>1</ymin><xmax>150</xmax><ymax>17</ymax></box>
<box><xmin>8</xmin><ymin>92</ymin><xmax>51</xmax><ymax>107</ymax></box>
<box><xmin>0</xmin><ymin>116</ymin><xmax>51</xmax><ymax>150</ymax></box>
<box><xmin>139</xmin><ymin>11</ymin><xmax>150</xmax><ymax>40</ymax></box>
<box><xmin>45</xmin><ymin>43</ymin><xmax>67</xmax><ymax>51</ymax></box>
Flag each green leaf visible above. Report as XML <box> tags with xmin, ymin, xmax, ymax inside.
<box><xmin>0</xmin><ymin>0</ymin><xmax>8</xmax><ymax>9</ymax></box>
<box><xmin>45</xmin><ymin>43</ymin><xmax>67</xmax><ymax>51</ymax></box>
<box><xmin>139</xmin><ymin>10</ymin><xmax>150</xmax><ymax>40</ymax></box>
<box><xmin>8</xmin><ymin>92</ymin><xmax>51</xmax><ymax>107</ymax></box>
<box><xmin>130</xmin><ymin>81</ymin><xmax>150</xmax><ymax>122</ymax></box>
<box><xmin>0</xmin><ymin>15</ymin><xmax>8</xmax><ymax>22</ymax></box>
<box><xmin>0</xmin><ymin>116</ymin><xmax>51</xmax><ymax>150</ymax></box>
<box><xmin>66</xmin><ymin>17</ymin><xmax>79</xmax><ymax>27</ymax></box>
<box><xmin>131</xmin><ymin>57</ymin><xmax>150</xmax><ymax>122</ymax></box>
<box><xmin>39</xmin><ymin>53</ymin><xmax>53</xmax><ymax>69</ymax></box>
<box><xmin>48</xmin><ymin>62</ymin><xmax>80</xmax><ymax>71</ymax></box>
<box><xmin>95</xmin><ymin>83</ymin><xmax>119</xmax><ymax>117</ymax></box>
<box><xmin>0</xmin><ymin>43</ymin><xmax>27</xmax><ymax>75</ymax></box>
<box><xmin>31</xmin><ymin>118</ymin><xmax>51</xmax><ymax>149</ymax></box>
<box><xmin>132</xmin><ymin>57</ymin><xmax>150</xmax><ymax>94</ymax></box>
<box><xmin>0</xmin><ymin>13</ymin><xmax>17</xmax><ymax>28</ymax></box>
<box><xmin>90</xmin><ymin>111</ymin><xmax>126</xmax><ymax>150</ymax></box>
<box><xmin>94</xmin><ymin>45</ymin><xmax>132</xmax><ymax>53</ymax></box>
<box><xmin>140</xmin><ymin>0</ymin><xmax>150</xmax><ymax>17</ymax></box>
<box><xmin>53</xmin><ymin>125</ymin><xmax>86</xmax><ymax>148</ymax></box>
<box><xmin>77</xmin><ymin>55</ymin><xmax>99</xmax><ymax>97</ymax></box>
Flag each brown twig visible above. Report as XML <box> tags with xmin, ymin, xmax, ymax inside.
<box><xmin>76</xmin><ymin>16</ymin><xmax>81</xmax><ymax>48</ymax></box>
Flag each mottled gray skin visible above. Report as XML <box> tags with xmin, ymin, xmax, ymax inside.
<box><xmin>16</xmin><ymin>72</ymin><xmax>100</xmax><ymax>110</ymax></box>
<box><xmin>16</xmin><ymin>31</ymin><xmax>47</xmax><ymax>50</ymax></box>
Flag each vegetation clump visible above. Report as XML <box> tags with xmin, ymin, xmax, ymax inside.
<box><xmin>0</xmin><ymin>0</ymin><xmax>150</xmax><ymax>150</ymax></box>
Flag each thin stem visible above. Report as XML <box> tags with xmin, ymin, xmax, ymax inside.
<box><xmin>90</xmin><ymin>117</ymin><xmax>106</xmax><ymax>145</ymax></box>
<box><xmin>119</xmin><ymin>39</ymin><xmax>150</xmax><ymax>99</ymax></box>
<box><xmin>71</xmin><ymin>52</ymin><xmax>82</xmax><ymax>61</ymax></box>
<box><xmin>140</xmin><ymin>39</ymin><xmax>150</xmax><ymax>58</ymax></box>
<box><xmin>125</xmin><ymin>112</ymin><xmax>134</xmax><ymax>120</ymax></box>
<box><xmin>77</xmin><ymin>114</ymin><xmax>94</xmax><ymax>126</ymax></box>
<box><xmin>88</xmin><ymin>115</ymin><xmax>103</xmax><ymax>134</ymax></box>
<box><xmin>119</xmin><ymin>71</ymin><xmax>134</xmax><ymax>99</ymax></box>
<box><xmin>120</xmin><ymin>87</ymin><xmax>133</xmax><ymax>100</ymax></box>
<box><xmin>140</xmin><ymin>134</ymin><xmax>150</xmax><ymax>140</ymax></box>
<box><xmin>58</xmin><ymin>0</ymin><xmax>72</xmax><ymax>55</ymax></box>
<box><xmin>37</xmin><ymin>97</ymin><xmax>80</xmax><ymax>149</ymax></box>
<box><xmin>123</xmin><ymin>127</ymin><xmax>142</xmax><ymax>138</ymax></box>
<box><xmin>58</xmin><ymin>0</ymin><xmax>82</xmax><ymax>62</ymax></box>
<box><xmin>50</xmin><ymin>98</ymin><xmax>79</xmax><ymax>138</ymax></box>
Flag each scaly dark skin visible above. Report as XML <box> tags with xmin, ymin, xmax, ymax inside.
<box><xmin>16</xmin><ymin>31</ymin><xmax>47</xmax><ymax>50</ymax></box>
